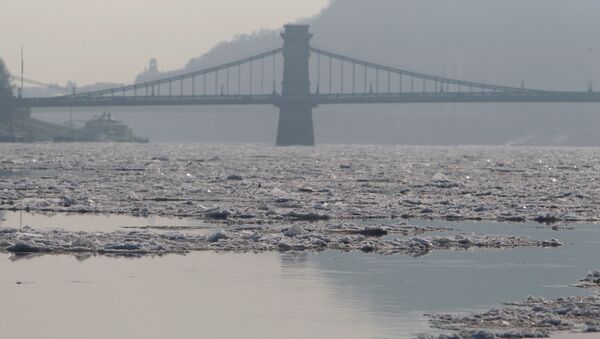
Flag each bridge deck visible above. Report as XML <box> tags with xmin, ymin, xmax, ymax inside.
<box><xmin>18</xmin><ymin>91</ymin><xmax>600</xmax><ymax>108</ymax></box>
<box><xmin>318</xmin><ymin>92</ymin><xmax>600</xmax><ymax>104</ymax></box>
<box><xmin>19</xmin><ymin>95</ymin><xmax>277</xmax><ymax>108</ymax></box>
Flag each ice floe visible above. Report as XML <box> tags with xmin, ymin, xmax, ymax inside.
<box><xmin>421</xmin><ymin>271</ymin><xmax>600</xmax><ymax>338</ymax></box>
<box><xmin>1</xmin><ymin>144</ymin><xmax>599</xmax><ymax>223</ymax></box>
<box><xmin>0</xmin><ymin>223</ymin><xmax>562</xmax><ymax>257</ymax></box>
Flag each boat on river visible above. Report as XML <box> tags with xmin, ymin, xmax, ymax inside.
<box><xmin>55</xmin><ymin>112</ymin><xmax>148</xmax><ymax>143</ymax></box>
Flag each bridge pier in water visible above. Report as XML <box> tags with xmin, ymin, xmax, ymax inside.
<box><xmin>276</xmin><ymin>25</ymin><xmax>316</xmax><ymax>146</ymax></box>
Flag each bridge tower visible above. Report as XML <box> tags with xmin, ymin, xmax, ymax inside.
<box><xmin>276</xmin><ymin>25</ymin><xmax>316</xmax><ymax>146</ymax></box>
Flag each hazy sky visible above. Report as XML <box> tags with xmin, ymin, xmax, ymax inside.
<box><xmin>0</xmin><ymin>0</ymin><xmax>328</xmax><ymax>85</ymax></box>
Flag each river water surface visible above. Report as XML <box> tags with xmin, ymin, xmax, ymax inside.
<box><xmin>1</xmin><ymin>216</ymin><xmax>598</xmax><ymax>338</ymax></box>
<box><xmin>2</xmin><ymin>144</ymin><xmax>600</xmax><ymax>338</ymax></box>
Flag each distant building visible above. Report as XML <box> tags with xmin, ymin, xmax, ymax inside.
<box><xmin>135</xmin><ymin>58</ymin><xmax>161</xmax><ymax>83</ymax></box>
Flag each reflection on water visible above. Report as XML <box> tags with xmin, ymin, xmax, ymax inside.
<box><xmin>0</xmin><ymin>211</ymin><xmax>214</xmax><ymax>232</ymax></box>
<box><xmin>1</xmin><ymin>221</ymin><xmax>599</xmax><ymax>338</ymax></box>
<box><xmin>0</xmin><ymin>252</ymin><xmax>391</xmax><ymax>339</ymax></box>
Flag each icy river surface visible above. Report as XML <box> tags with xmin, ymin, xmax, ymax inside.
<box><xmin>1</xmin><ymin>219</ymin><xmax>599</xmax><ymax>338</ymax></box>
<box><xmin>2</xmin><ymin>143</ymin><xmax>600</xmax><ymax>222</ymax></box>
<box><xmin>1</xmin><ymin>144</ymin><xmax>600</xmax><ymax>338</ymax></box>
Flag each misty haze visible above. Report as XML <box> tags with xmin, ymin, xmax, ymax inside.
<box><xmin>1</xmin><ymin>1</ymin><xmax>600</xmax><ymax>339</ymax></box>
<box><xmin>9</xmin><ymin>0</ymin><xmax>600</xmax><ymax>146</ymax></box>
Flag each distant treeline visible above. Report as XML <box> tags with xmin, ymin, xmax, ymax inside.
<box><xmin>0</xmin><ymin>58</ymin><xmax>15</xmax><ymax>120</ymax></box>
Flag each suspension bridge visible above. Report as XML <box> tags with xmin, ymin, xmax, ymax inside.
<box><xmin>12</xmin><ymin>25</ymin><xmax>600</xmax><ymax>146</ymax></box>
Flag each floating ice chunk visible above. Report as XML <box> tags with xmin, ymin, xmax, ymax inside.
<box><xmin>360</xmin><ymin>244</ymin><xmax>375</xmax><ymax>253</ymax></box>
<box><xmin>586</xmin><ymin>323</ymin><xmax>600</xmax><ymax>332</ymax></box>
<box><xmin>432</xmin><ymin>172</ymin><xmax>449</xmax><ymax>182</ymax></box>
<box><xmin>104</xmin><ymin>242</ymin><xmax>142</xmax><ymax>251</ymax></box>
<box><xmin>7</xmin><ymin>241</ymin><xmax>49</xmax><ymax>253</ymax></box>
<box><xmin>360</xmin><ymin>227</ymin><xmax>388</xmax><ymax>237</ymax></box>
<box><xmin>71</xmin><ymin>237</ymin><xmax>96</xmax><ymax>248</ymax></box>
<box><xmin>311</xmin><ymin>238</ymin><xmax>328</xmax><ymax>248</ymax></box>
<box><xmin>283</xmin><ymin>226</ymin><xmax>306</xmax><ymax>237</ymax></box>
<box><xmin>540</xmin><ymin>238</ymin><xmax>563</xmax><ymax>247</ymax></box>
<box><xmin>62</xmin><ymin>196</ymin><xmax>76</xmax><ymax>207</ymax></box>
<box><xmin>207</xmin><ymin>230</ymin><xmax>229</xmax><ymax>243</ymax></box>
<box><xmin>534</xmin><ymin>214</ymin><xmax>560</xmax><ymax>224</ymax></box>
<box><xmin>277</xmin><ymin>242</ymin><xmax>292</xmax><ymax>252</ymax></box>
<box><xmin>313</xmin><ymin>202</ymin><xmax>328</xmax><ymax>210</ymax></box>
<box><xmin>412</xmin><ymin>237</ymin><xmax>434</xmax><ymax>248</ymax></box>
<box><xmin>270</xmin><ymin>187</ymin><xmax>292</xmax><ymax>202</ymax></box>
<box><xmin>284</xmin><ymin>211</ymin><xmax>330</xmax><ymax>221</ymax></box>
<box><xmin>0</xmin><ymin>240</ymin><xmax>13</xmax><ymax>249</ymax></box>
<box><xmin>576</xmin><ymin>270</ymin><xmax>600</xmax><ymax>288</ymax></box>
<box><xmin>205</xmin><ymin>209</ymin><xmax>231</xmax><ymax>220</ymax></box>
<box><xmin>240</xmin><ymin>231</ymin><xmax>261</xmax><ymax>241</ymax></box>
<box><xmin>128</xmin><ymin>192</ymin><xmax>142</xmax><ymax>201</ymax></box>
<box><xmin>562</xmin><ymin>214</ymin><xmax>583</xmax><ymax>221</ymax></box>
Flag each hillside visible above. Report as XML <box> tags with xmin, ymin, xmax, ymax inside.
<box><xmin>137</xmin><ymin>0</ymin><xmax>600</xmax><ymax>91</ymax></box>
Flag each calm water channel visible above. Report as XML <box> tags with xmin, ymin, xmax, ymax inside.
<box><xmin>0</xmin><ymin>213</ymin><xmax>599</xmax><ymax>338</ymax></box>
<box><xmin>0</xmin><ymin>210</ymin><xmax>214</xmax><ymax>232</ymax></box>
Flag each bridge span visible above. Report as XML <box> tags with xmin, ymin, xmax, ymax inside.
<box><xmin>13</xmin><ymin>25</ymin><xmax>600</xmax><ymax>146</ymax></box>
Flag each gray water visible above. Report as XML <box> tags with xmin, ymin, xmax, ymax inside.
<box><xmin>0</xmin><ymin>210</ymin><xmax>214</xmax><ymax>232</ymax></box>
<box><xmin>1</xmin><ymin>216</ymin><xmax>598</xmax><ymax>338</ymax></box>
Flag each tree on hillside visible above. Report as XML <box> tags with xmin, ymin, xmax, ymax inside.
<box><xmin>0</xmin><ymin>57</ymin><xmax>15</xmax><ymax>125</ymax></box>
<box><xmin>0</xmin><ymin>57</ymin><xmax>13</xmax><ymax>99</ymax></box>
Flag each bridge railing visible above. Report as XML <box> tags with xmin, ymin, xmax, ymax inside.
<box><xmin>316</xmin><ymin>90</ymin><xmax>600</xmax><ymax>104</ymax></box>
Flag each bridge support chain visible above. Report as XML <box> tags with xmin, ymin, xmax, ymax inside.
<box><xmin>276</xmin><ymin>24</ymin><xmax>316</xmax><ymax>146</ymax></box>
